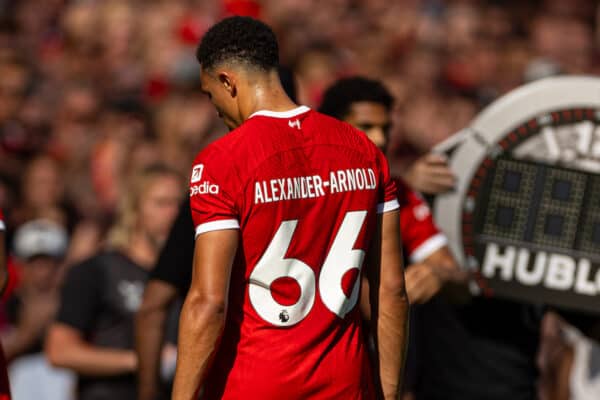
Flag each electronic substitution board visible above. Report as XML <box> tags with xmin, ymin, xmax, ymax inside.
<box><xmin>434</xmin><ymin>77</ymin><xmax>600</xmax><ymax>314</ymax></box>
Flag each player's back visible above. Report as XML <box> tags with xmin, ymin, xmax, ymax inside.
<box><xmin>190</xmin><ymin>106</ymin><xmax>398</xmax><ymax>399</ymax></box>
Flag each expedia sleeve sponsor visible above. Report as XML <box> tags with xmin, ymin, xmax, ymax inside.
<box><xmin>190</xmin><ymin>181</ymin><xmax>220</xmax><ymax>196</ymax></box>
<box><xmin>188</xmin><ymin>156</ymin><xmax>239</xmax><ymax>236</ymax></box>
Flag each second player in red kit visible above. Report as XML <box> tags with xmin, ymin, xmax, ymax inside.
<box><xmin>173</xmin><ymin>17</ymin><xmax>409</xmax><ymax>400</ymax></box>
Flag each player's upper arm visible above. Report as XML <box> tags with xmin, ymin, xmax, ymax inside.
<box><xmin>189</xmin><ymin>148</ymin><xmax>241</xmax><ymax>239</ymax></box>
<box><xmin>367</xmin><ymin>210</ymin><xmax>405</xmax><ymax>296</ymax></box>
<box><xmin>375</xmin><ymin>148</ymin><xmax>400</xmax><ymax>215</ymax></box>
<box><xmin>379</xmin><ymin>210</ymin><xmax>405</xmax><ymax>294</ymax></box>
<box><xmin>187</xmin><ymin>147</ymin><xmax>241</xmax><ymax>307</ymax></box>
<box><xmin>368</xmin><ymin>148</ymin><xmax>404</xmax><ymax>290</ymax></box>
<box><xmin>188</xmin><ymin>229</ymin><xmax>239</xmax><ymax>309</ymax></box>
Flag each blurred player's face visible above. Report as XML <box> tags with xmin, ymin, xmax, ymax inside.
<box><xmin>200</xmin><ymin>66</ymin><xmax>240</xmax><ymax>130</ymax></box>
<box><xmin>344</xmin><ymin>102</ymin><xmax>391</xmax><ymax>153</ymax></box>
<box><xmin>138</xmin><ymin>175</ymin><xmax>182</xmax><ymax>247</ymax></box>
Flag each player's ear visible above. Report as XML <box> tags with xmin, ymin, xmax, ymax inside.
<box><xmin>218</xmin><ymin>72</ymin><xmax>236</xmax><ymax>98</ymax></box>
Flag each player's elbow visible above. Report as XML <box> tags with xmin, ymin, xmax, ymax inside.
<box><xmin>182</xmin><ymin>293</ymin><xmax>227</xmax><ymax>329</ymax></box>
<box><xmin>375</xmin><ymin>280</ymin><xmax>409</xmax><ymax>329</ymax></box>
<box><xmin>379</xmin><ymin>277</ymin><xmax>409</xmax><ymax>305</ymax></box>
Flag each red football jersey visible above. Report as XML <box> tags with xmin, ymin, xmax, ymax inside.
<box><xmin>396</xmin><ymin>179</ymin><xmax>447</xmax><ymax>263</ymax></box>
<box><xmin>190</xmin><ymin>106</ymin><xmax>398</xmax><ymax>399</ymax></box>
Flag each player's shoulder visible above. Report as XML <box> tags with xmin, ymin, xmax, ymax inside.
<box><xmin>192</xmin><ymin>130</ymin><xmax>236</xmax><ymax>165</ymax></box>
<box><xmin>189</xmin><ymin>123</ymin><xmax>262</xmax><ymax>193</ymax></box>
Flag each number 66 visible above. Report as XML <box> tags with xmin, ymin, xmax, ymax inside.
<box><xmin>248</xmin><ymin>211</ymin><xmax>367</xmax><ymax>327</ymax></box>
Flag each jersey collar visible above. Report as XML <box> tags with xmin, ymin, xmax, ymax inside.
<box><xmin>248</xmin><ymin>105</ymin><xmax>310</xmax><ymax>119</ymax></box>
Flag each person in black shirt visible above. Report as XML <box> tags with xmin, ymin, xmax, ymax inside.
<box><xmin>411</xmin><ymin>296</ymin><xmax>543</xmax><ymax>400</ymax></box>
<box><xmin>146</xmin><ymin>199</ymin><xmax>194</xmax><ymax>295</ymax></box>
<box><xmin>46</xmin><ymin>164</ymin><xmax>182</xmax><ymax>400</ymax></box>
<box><xmin>135</xmin><ymin>198</ymin><xmax>193</xmax><ymax>400</ymax></box>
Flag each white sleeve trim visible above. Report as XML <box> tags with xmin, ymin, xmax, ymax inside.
<box><xmin>195</xmin><ymin>219</ymin><xmax>240</xmax><ymax>237</ymax></box>
<box><xmin>377</xmin><ymin>199</ymin><xmax>400</xmax><ymax>214</ymax></box>
<box><xmin>0</xmin><ymin>221</ymin><xmax>4</xmax><ymax>230</ymax></box>
<box><xmin>409</xmin><ymin>233</ymin><xmax>448</xmax><ymax>263</ymax></box>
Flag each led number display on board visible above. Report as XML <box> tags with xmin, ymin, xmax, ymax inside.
<box><xmin>434</xmin><ymin>77</ymin><xmax>600</xmax><ymax>313</ymax></box>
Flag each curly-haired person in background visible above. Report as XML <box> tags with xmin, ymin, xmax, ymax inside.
<box><xmin>319</xmin><ymin>77</ymin><xmax>465</xmax><ymax>307</ymax></box>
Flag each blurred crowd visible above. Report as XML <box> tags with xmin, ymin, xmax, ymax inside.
<box><xmin>0</xmin><ymin>0</ymin><xmax>599</xmax><ymax>399</ymax></box>
<box><xmin>1</xmin><ymin>0</ymin><xmax>599</xmax><ymax>257</ymax></box>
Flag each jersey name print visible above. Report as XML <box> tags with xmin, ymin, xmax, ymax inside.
<box><xmin>189</xmin><ymin>106</ymin><xmax>398</xmax><ymax>400</ymax></box>
<box><xmin>253</xmin><ymin>167</ymin><xmax>377</xmax><ymax>204</ymax></box>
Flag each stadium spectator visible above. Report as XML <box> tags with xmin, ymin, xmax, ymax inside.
<box><xmin>2</xmin><ymin>219</ymin><xmax>74</xmax><ymax>400</ymax></box>
<box><xmin>45</xmin><ymin>164</ymin><xmax>182</xmax><ymax>400</ymax></box>
<box><xmin>12</xmin><ymin>156</ymin><xmax>73</xmax><ymax>229</ymax></box>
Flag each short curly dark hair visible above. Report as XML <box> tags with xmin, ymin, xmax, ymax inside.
<box><xmin>318</xmin><ymin>77</ymin><xmax>394</xmax><ymax>120</ymax></box>
<box><xmin>196</xmin><ymin>16</ymin><xmax>279</xmax><ymax>71</ymax></box>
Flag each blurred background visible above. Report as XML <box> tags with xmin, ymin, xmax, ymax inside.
<box><xmin>0</xmin><ymin>0</ymin><xmax>598</xmax><ymax>399</ymax></box>
<box><xmin>0</xmin><ymin>0</ymin><xmax>598</xmax><ymax>252</ymax></box>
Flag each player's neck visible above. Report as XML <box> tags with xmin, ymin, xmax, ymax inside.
<box><xmin>242</xmin><ymin>71</ymin><xmax>297</xmax><ymax>120</ymax></box>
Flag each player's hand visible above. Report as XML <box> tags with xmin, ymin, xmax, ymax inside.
<box><xmin>404</xmin><ymin>263</ymin><xmax>443</xmax><ymax>304</ymax></box>
<box><xmin>401</xmin><ymin>153</ymin><xmax>455</xmax><ymax>195</ymax></box>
